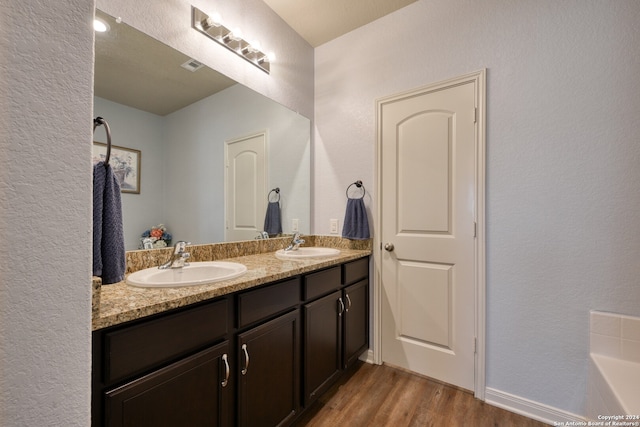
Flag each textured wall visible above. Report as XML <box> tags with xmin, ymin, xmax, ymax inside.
<box><xmin>314</xmin><ymin>0</ymin><xmax>640</xmax><ymax>417</ymax></box>
<box><xmin>0</xmin><ymin>1</ymin><xmax>94</xmax><ymax>426</ymax></box>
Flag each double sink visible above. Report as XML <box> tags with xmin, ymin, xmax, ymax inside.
<box><xmin>126</xmin><ymin>247</ymin><xmax>341</xmax><ymax>288</ymax></box>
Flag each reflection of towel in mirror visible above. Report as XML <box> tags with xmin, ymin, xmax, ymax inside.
<box><xmin>263</xmin><ymin>201</ymin><xmax>282</xmax><ymax>235</ymax></box>
<box><xmin>342</xmin><ymin>198</ymin><xmax>370</xmax><ymax>240</ymax></box>
<box><xmin>93</xmin><ymin>162</ymin><xmax>126</xmax><ymax>284</ymax></box>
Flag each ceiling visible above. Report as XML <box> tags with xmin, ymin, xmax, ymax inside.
<box><xmin>94</xmin><ymin>1</ymin><xmax>418</xmax><ymax>115</ymax></box>
<box><xmin>94</xmin><ymin>10</ymin><xmax>236</xmax><ymax>116</ymax></box>
<box><xmin>263</xmin><ymin>0</ymin><xmax>417</xmax><ymax>47</ymax></box>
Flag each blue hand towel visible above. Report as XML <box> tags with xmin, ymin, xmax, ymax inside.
<box><xmin>342</xmin><ymin>198</ymin><xmax>370</xmax><ymax>240</ymax></box>
<box><xmin>93</xmin><ymin>162</ymin><xmax>126</xmax><ymax>284</ymax></box>
<box><xmin>263</xmin><ymin>201</ymin><xmax>283</xmax><ymax>235</ymax></box>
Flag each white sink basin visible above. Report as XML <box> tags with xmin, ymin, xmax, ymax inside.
<box><xmin>126</xmin><ymin>261</ymin><xmax>247</xmax><ymax>288</ymax></box>
<box><xmin>275</xmin><ymin>247</ymin><xmax>341</xmax><ymax>260</ymax></box>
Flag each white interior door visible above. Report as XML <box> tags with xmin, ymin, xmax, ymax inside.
<box><xmin>225</xmin><ymin>132</ymin><xmax>267</xmax><ymax>241</ymax></box>
<box><xmin>378</xmin><ymin>73</ymin><xmax>482</xmax><ymax>391</ymax></box>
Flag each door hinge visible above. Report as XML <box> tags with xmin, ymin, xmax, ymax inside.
<box><xmin>473</xmin><ymin>107</ymin><xmax>477</xmax><ymax>123</ymax></box>
<box><xmin>474</xmin><ymin>337</ymin><xmax>477</xmax><ymax>354</ymax></box>
<box><xmin>473</xmin><ymin>221</ymin><xmax>477</xmax><ymax>238</ymax></box>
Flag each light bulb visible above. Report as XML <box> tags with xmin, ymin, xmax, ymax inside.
<box><xmin>211</xmin><ymin>12</ymin><xmax>223</xmax><ymax>26</ymax></box>
<box><xmin>93</xmin><ymin>19</ymin><xmax>109</xmax><ymax>32</ymax></box>
<box><xmin>230</xmin><ymin>28</ymin><xmax>243</xmax><ymax>41</ymax></box>
<box><xmin>248</xmin><ymin>40</ymin><xmax>262</xmax><ymax>53</ymax></box>
<box><xmin>206</xmin><ymin>12</ymin><xmax>223</xmax><ymax>27</ymax></box>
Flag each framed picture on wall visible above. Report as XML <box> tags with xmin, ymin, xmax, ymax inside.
<box><xmin>92</xmin><ymin>142</ymin><xmax>141</xmax><ymax>194</ymax></box>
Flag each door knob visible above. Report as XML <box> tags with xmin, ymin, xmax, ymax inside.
<box><xmin>384</xmin><ymin>243</ymin><xmax>394</xmax><ymax>252</ymax></box>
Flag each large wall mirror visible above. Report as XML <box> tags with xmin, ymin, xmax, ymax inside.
<box><xmin>94</xmin><ymin>10</ymin><xmax>310</xmax><ymax>250</ymax></box>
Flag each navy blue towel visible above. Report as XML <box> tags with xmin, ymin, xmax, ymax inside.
<box><xmin>263</xmin><ymin>201</ymin><xmax>282</xmax><ymax>235</ymax></box>
<box><xmin>93</xmin><ymin>162</ymin><xmax>126</xmax><ymax>284</ymax></box>
<box><xmin>342</xmin><ymin>198</ymin><xmax>370</xmax><ymax>240</ymax></box>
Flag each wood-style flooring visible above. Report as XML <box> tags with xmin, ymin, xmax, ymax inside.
<box><xmin>295</xmin><ymin>362</ymin><xmax>549</xmax><ymax>427</ymax></box>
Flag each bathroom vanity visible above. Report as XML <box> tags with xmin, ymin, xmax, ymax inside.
<box><xmin>91</xmin><ymin>243</ymin><xmax>369</xmax><ymax>427</ymax></box>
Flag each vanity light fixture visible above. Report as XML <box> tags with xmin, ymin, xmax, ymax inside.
<box><xmin>191</xmin><ymin>6</ymin><xmax>273</xmax><ymax>74</ymax></box>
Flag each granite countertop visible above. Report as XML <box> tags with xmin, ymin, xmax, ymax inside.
<box><xmin>93</xmin><ymin>248</ymin><xmax>370</xmax><ymax>331</ymax></box>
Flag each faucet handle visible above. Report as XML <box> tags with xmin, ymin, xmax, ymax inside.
<box><xmin>181</xmin><ymin>252</ymin><xmax>191</xmax><ymax>267</ymax></box>
<box><xmin>174</xmin><ymin>241</ymin><xmax>191</xmax><ymax>253</ymax></box>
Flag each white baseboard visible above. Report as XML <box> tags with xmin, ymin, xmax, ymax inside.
<box><xmin>485</xmin><ymin>388</ymin><xmax>585</xmax><ymax>425</ymax></box>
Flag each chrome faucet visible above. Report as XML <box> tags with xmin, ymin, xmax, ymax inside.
<box><xmin>159</xmin><ymin>241</ymin><xmax>191</xmax><ymax>269</ymax></box>
<box><xmin>284</xmin><ymin>232</ymin><xmax>305</xmax><ymax>251</ymax></box>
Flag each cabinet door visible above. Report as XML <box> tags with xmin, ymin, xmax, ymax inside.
<box><xmin>343</xmin><ymin>280</ymin><xmax>369</xmax><ymax>368</ymax></box>
<box><xmin>237</xmin><ymin>310</ymin><xmax>300</xmax><ymax>427</ymax></box>
<box><xmin>104</xmin><ymin>341</ymin><xmax>231</xmax><ymax>427</ymax></box>
<box><xmin>303</xmin><ymin>290</ymin><xmax>342</xmax><ymax>406</ymax></box>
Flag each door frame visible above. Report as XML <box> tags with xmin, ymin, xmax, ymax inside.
<box><xmin>373</xmin><ymin>69</ymin><xmax>486</xmax><ymax>399</ymax></box>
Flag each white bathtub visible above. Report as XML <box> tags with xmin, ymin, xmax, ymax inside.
<box><xmin>588</xmin><ymin>354</ymin><xmax>640</xmax><ymax>419</ymax></box>
<box><xmin>588</xmin><ymin>311</ymin><xmax>640</xmax><ymax>420</ymax></box>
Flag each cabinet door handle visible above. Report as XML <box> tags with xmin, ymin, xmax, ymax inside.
<box><xmin>221</xmin><ymin>353</ymin><xmax>230</xmax><ymax>387</ymax></box>
<box><xmin>241</xmin><ymin>344</ymin><xmax>250</xmax><ymax>375</ymax></box>
<box><xmin>345</xmin><ymin>294</ymin><xmax>352</xmax><ymax>313</ymax></box>
<box><xmin>338</xmin><ymin>297</ymin><xmax>345</xmax><ymax>316</ymax></box>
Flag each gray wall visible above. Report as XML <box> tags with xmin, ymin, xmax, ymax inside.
<box><xmin>0</xmin><ymin>1</ymin><xmax>94</xmax><ymax>425</ymax></box>
<box><xmin>314</xmin><ymin>0</ymin><xmax>640</xmax><ymax>417</ymax></box>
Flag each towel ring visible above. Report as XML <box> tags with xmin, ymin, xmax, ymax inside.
<box><xmin>268</xmin><ymin>187</ymin><xmax>280</xmax><ymax>202</ymax></box>
<box><xmin>346</xmin><ymin>180</ymin><xmax>365</xmax><ymax>199</ymax></box>
<box><xmin>93</xmin><ymin>116</ymin><xmax>112</xmax><ymax>166</ymax></box>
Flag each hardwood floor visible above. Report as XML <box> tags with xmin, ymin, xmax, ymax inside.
<box><xmin>294</xmin><ymin>362</ymin><xmax>549</xmax><ymax>427</ymax></box>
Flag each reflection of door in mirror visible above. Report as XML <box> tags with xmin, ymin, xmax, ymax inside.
<box><xmin>225</xmin><ymin>133</ymin><xmax>267</xmax><ymax>241</ymax></box>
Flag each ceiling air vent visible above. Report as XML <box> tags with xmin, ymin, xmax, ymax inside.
<box><xmin>181</xmin><ymin>59</ymin><xmax>204</xmax><ymax>72</ymax></box>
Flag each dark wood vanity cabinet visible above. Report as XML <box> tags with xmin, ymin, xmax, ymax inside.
<box><xmin>343</xmin><ymin>278</ymin><xmax>369</xmax><ymax>368</ymax></box>
<box><xmin>93</xmin><ymin>298</ymin><xmax>232</xmax><ymax>427</ymax></box>
<box><xmin>92</xmin><ymin>257</ymin><xmax>369</xmax><ymax>427</ymax></box>
<box><xmin>303</xmin><ymin>289</ymin><xmax>343</xmax><ymax>405</ymax></box>
<box><xmin>342</xmin><ymin>257</ymin><xmax>370</xmax><ymax>369</ymax></box>
<box><xmin>302</xmin><ymin>266</ymin><xmax>342</xmax><ymax>406</ymax></box>
<box><xmin>302</xmin><ymin>258</ymin><xmax>369</xmax><ymax>406</ymax></box>
<box><xmin>237</xmin><ymin>310</ymin><xmax>300</xmax><ymax>427</ymax></box>
<box><xmin>104</xmin><ymin>341</ymin><xmax>231</xmax><ymax>427</ymax></box>
<box><xmin>235</xmin><ymin>277</ymin><xmax>301</xmax><ymax>427</ymax></box>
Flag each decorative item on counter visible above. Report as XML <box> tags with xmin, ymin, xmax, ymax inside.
<box><xmin>140</xmin><ymin>224</ymin><xmax>172</xmax><ymax>249</ymax></box>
